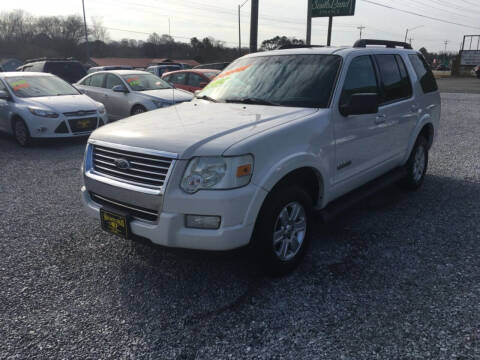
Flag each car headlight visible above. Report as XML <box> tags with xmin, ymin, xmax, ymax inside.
<box><xmin>97</xmin><ymin>103</ymin><xmax>106</xmax><ymax>115</ymax></box>
<box><xmin>152</xmin><ymin>99</ymin><xmax>171</xmax><ymax>108</ymax></box>
<box><xmin>28</xmin><ymin>107</ymin><xmax>59</xmax><ymax>118</ymax></box>
<box><xmin>181</xmin><ymin>155</ymin><xmax>254</xmax><ymax>194</ymax></box>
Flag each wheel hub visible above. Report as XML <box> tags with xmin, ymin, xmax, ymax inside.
<box><xmin>273</xmin><ymin>202</ymin><xmax>307</xmax><ymax>262</ymax></box>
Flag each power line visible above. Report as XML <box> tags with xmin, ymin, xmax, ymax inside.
<box><xmin>360</xmin><ymin>0</ymin><xmax>480</xmax><ymax>30</ymax></box>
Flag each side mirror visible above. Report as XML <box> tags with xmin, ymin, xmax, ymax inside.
<box><xmin>0</xmin><ymin>90</ymin><xmax>10</xmax><ymax>100</ymax></box>
<box><xmin>340</xmin><ymin>93</ymin><xmax>378</xmax><ymax>117</ymax></box>
<box><xmin>112</xmin><ymin>85</ymin><xmax>128</xmax><ymax>93</ymax></box>
<box><xmin>77</xmin><ymin>88</ymin><xmax>86</xmax><ymax>94</ymax></box>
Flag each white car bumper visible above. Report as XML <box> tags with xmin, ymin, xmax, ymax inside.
<box><xmin>25</xmin><ymin>113</ymin><xmax>108</xmax><ymax>138</ymax></box>
<box><xmin>81</xmin><ymin>183</ymin><xmax>267</xmax><ymax>251</ymax></box>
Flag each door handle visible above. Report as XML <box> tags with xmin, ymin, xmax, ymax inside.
<box><xmin>375</xmin><ymin>114</ymin><xmax>386</xmax><ymax>125</ymax></box>
<box><xmin>426</xmin><ymin>104</ymin><xmax>437</xmax><ymax>111</ymax></box>
<box><xmin>411</xmin><ymin>104</ymin><xmax>419</xmax><ymax>112</ymax></box>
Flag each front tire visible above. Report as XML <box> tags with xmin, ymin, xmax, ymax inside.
<box><xmin>13</xmin><ymin>118</ymin><xmax>32</xmax><ymax>147</ymax></box>
<box><xmin>251</xmin><ymin>185</ymin><xmax>313</xmax><ymax>276</ymax></box>
<box><xmin>399</xmin><ymin>136</ymin><xmax>429</xmax><ymax>190</ymax></box>
<box><xmin>131</xmin><ymin>105</ymin><xmax>146</xmax><ymax>116</ymax></box>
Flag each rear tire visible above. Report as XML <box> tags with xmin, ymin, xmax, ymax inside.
<box><xmin>399</xmin><ymin>136</ymin><xmax>428</xmax><ymax>190</ymax></box>
<box><xmin>13</xmin><ymin>118</ymin><xmax>32</xmax><ymax>147</ymax></box>
<box><xmin>250</xmin><ymin>185</ymin><xmax>313</xmax><ymax>276</ymax></box>
<box><xmin>131</xmin><ymin>105</ymin><xmax>146</xmax><ymax>116</ymax></box>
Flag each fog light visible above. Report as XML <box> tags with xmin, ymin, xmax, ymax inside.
<box><xmin>185</xmin><ymin>215</ymin><xmax>221</xmax><ymax>229</ymax></box>
<box><xmin>36</xmin><ymin>127</ymin><xmax>47</xmax><ymax>133</ymax></box>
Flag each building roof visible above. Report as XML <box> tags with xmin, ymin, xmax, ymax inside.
<box><xmin>90</xmin><ymin>57</ymin><xmax>200</xmax><ymax>68</ymax></box>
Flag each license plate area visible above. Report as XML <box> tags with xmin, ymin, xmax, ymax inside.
<box><xmin>100</xmin><ymin>208</ymin><xmax>130</xmax><ymax>239</ymax></box>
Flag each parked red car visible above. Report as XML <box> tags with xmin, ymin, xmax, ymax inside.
<box><xmin>162</xmin><ymin>69</ymin><xmax>220</xmax><ymax>93</ymax></box>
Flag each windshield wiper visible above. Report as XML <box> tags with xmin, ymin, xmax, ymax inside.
<box><xmin>196</xmin><ymin>95</ymin><xmax>218</xmax><ymax>103</ymax></box>
<box><xmin>224</xmin><ymin>97</ymin><xmax>280</xmax><ymax>106</ymax></box>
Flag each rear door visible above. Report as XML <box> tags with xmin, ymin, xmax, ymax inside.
<box><xmin>374</xmin><ymin>54</ymin><xmax>418</xmax><ymax>157</ymax></box>
<box><xmin>83</xmin><ymin>73</ymin><xmax>107</xmax><ymax>103</ymax></box>
<box><xmin>166</xmin><ymin>72</ymin><xmax>188</xmax><ymax>91</ymax></box>
<box><xmin>0</xmin><ymin>80</ymin><xmax>11</xmax><ymax>132</ymax></box>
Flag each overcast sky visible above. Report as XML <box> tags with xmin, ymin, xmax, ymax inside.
<box><xmin>3</xmin><ymin>0</ymin><xmax>479</xmax><ymax>52</ymax></box>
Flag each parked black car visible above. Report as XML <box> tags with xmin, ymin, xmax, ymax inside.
<box><xmin>16</xmin><ymin>58</ymin><xmax>87</xmax><ymax>83</ymax></box>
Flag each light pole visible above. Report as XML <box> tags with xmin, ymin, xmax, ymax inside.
<box><xmin>357</xmin><ymin>25</ymin><xmax>365</xmax><ymax>40</ymax></box>
<box><xmin>238</xmin><ymin>0</ymin><xmax>249</xmax><ymax>55</ymax></box>
<box><xmin>81</xmin><ymin>0</ymin><xmax>90</xmax><ymax>62</ymax></box>
<box><xmin>404</xmin><ymin>25</ymin><xmax>423</xmax><ymax>43</ymax></box>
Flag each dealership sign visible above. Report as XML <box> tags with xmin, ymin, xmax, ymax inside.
<box><xmin>461</xmin><ymin>51</ymin><xmax>480</xmax><ymax>66</ymax></box>
<box><xmin>311</xmin><ymin>0</ymin><xmax>356</xmax><ymax>17</ymax></box>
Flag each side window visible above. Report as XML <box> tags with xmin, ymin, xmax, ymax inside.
<box><xmin>375</xmin><ymin>54</ymin><xmax>411</xmax><ymax>103</ymax></box>
<box><xmin>409</xmin><ymin>54</ymin><xmax>438</xmax><ymax>93</ymax></box>
<box><xmin>146</xmin><ymin>68</ymin><xmax>155</xmax><ymax>75</ymax></box>
<box><xmin>90</xmin><ymin>74</ymin><xmax>105</xmax><ymax>88</ymax></box>
<box><xmin>30</xmin><ymin>63</ymin><xmax>44</xmax><ymax>72</ymax></box>
<box><xmin>169</xmin><ymin>73</ymin><xmax>187</xmax><ymax>84</ymax></box>
<box><xmin>395</xmin><ymin>55</ymin><xmax>413</xmax><ymax>99</ymax></box>
<box><xmin>187</xmin><ymin>73</ymin><xmax>205</xmax><ymax>87</ymax></box>
<box><xmin>81</xmin><ymin>76</ymin><xmax>92</xmax><ymax>86</ymax></box>
<box><xmin>106</xmin><ymin>74</ymin><xmax>124</xmax><ymax>90</ymax></box>
<box><xmin>340</xmin><ymin>55</ymin><xmax>378</xmax><ymax>106</ymax></box>
<box><xmin>0</xmin><ymin>80</ymin><xmax>6</xmax><ymax>91</ymax></box>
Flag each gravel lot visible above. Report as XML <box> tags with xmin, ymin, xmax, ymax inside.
<box><xmin>1</xmin><ymin>92</ymin><xmax>480</xmax><ymax>359</ymax></box>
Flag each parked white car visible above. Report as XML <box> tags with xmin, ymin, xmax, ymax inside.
<box><xmin>81</xmin><ymin>40</ymin><xmax>441</xmax><ymax>275</ymax></box>
<box><xmin>75</xmin><ymin>70</ymin><xmax>193</xmax><ymax>121</ymax></box>
<box><xmin>0</xmin><ymin>72</ymin><xmax>108</xmax><ymax>146</ymax></box>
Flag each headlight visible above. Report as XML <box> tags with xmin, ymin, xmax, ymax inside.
<box><xmin>28</xmin><ymin>107</ymin><xmax>59</xmax><ymax>118</ymax></box>
<box><xmin>152</xmin><ymin>99</ymin><xmax>171</xmax><ymax>108</ymax></box>
<box><xmin>97</xmin><ymin>103</ymin><xmax>106</xmax><ymax>115</ymax></box>
<box><xmin>181</xmin><ymin>155</ymin><xmax>254</xmax><ymax>194</ymax></box>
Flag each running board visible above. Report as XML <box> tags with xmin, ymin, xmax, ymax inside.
<box><xmin>318</xmin><ymin>167</ymin><xmax>407</xmax><ymax>223</ymax></box>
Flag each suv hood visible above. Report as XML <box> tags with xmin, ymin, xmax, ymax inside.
<box><xmin>25</xmin><ymin>94</ymin><xmax>98</xmax><ymax>113</ymax></box>
<box><xmin>90</xmin><ymin>100</ymin><xmax>320</xmax><ymax>158</ymax></box>
<box><xmin>139</xmin><ymin>89</ymin><xmax>194</xmax><ymax>103</ymax></box>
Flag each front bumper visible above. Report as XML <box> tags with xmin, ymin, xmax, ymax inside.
<box><xmin>81</xmin><ymin>182</ymin><xmax>267</xmax><ymax>251</ymax></box>
<box><xmin>25</xmin><ymin>113</ymin><xmax>108</xmax><ymax>138</ymax></box>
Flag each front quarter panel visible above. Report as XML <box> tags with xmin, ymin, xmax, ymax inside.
<box><xmin>224</xmin><ymin>111</ymin><xmax>334</xmax><ymax>207</ymax></box>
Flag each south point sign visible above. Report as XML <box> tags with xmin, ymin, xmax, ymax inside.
<box><xmin>312</xmin><ymin>0</ymin><xmax>356</xmax><ymax>17</ymax></box>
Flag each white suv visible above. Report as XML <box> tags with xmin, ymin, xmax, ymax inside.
<box><xmin>81</xmin><ymin>40</ymin><xmax>441</xmax><ymax>275</ymax></box>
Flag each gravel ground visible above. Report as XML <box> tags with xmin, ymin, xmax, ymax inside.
<box><xmin>1</xmin><ymin>92</ymin><xmax>480</xmax><ymax>359</ymax></box>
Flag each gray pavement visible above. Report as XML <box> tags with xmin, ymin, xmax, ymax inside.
<box><xmin>1</xmin><ymin>92</ymin><xmax>480</xmax><ymax>359</ymax></box>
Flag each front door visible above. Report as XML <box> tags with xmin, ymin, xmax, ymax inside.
<box><xmin>333</xmin><ymin>54</ymin><xmax>391</xmax><ymax>188</ymax></box>
<box><xmin>104</xmin><ymin>74</ymin><xmax>130</xmax><ymax>120</ymax></box>
<box><xmin>0</xmin><ymin>80</ymin><xmax>12</xmax><ymax>132</ymax></box>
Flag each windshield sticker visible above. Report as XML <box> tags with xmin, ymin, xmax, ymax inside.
<box><xmin>10</xmin><ymin>80</ymin><xmax>30</xmax><ymax>91</ymax></box>
<box><xmin>126</xmin><ymin>77</ymin><xmax>141</xmax><ymax>86</ymax></box>
<box><xmin>204</xmin><ymin>65</ymin><xmax>251</xmax><ymax>90</ymax></box>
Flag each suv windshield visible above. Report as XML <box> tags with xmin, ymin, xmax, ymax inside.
<box><xmin>5</xmin><ymin>76</ymin><xmax>80</xmax><ymax>98</ymax></box>
<box><xmin>122</xmin><ymin>74</ymin><xmax>173</xmax><ymax>91</ymax></box>
<box><xmin>198</xmin><ymin>54</ymin><xmax>341</xmax><ymax>108</ymax></box>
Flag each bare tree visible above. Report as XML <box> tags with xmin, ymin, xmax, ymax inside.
<box><xmin>90</xmin><ymin>17</ymin><xmax>109</xmax><ymax>42</ymax></box>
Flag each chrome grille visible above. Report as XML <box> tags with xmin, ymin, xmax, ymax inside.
<box><xmin>63</xmin><ymin>110</ymin><xmax>97</xmax><ymax>117</ymax></box>
<box><xmin>92</xmin><ymin>144</ymin><xmax>175</xmax><ymax>190</ymax></box>
<box><xmin>90</xmin><ymin>193</ymin><xmax>158</xmax><ymax>221</ymax></box>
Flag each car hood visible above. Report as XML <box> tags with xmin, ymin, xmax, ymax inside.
<box><xmin>138</xmin><ymin>89</ymin><xmax>194</xmax><ymax>103</ymax></box>
<box><xmin>89</xmin><ymin>100</ymin><xmax>320</xmax><ymax>158</ymax></box>
<box><xmin>25</xmin><ymin>94</ymin><xmax>98</xmax><ymax>113</ymax></box>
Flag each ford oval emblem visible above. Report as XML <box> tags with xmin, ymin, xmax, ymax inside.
<box><xmin>114</xmin><ymin>158</ymin><xmax>131</xmax><ymax>170</ymax></box>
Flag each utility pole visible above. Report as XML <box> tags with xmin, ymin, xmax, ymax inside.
<box><xmin>444</xmin><ymin>40</ymin><xmax>449</xmax><ymax>53</ymax></box>
<box><xmin>408</xmin><ymin>37</ymin><xmax>414</xmax><ymax>46</ymax></box>
<box><xmin>249</xmin><ymin>0</ymin><xmax>259</xmax><ymax>53</ymax></box>
<box><xmin>327</xmin><ymin>16</ymin><xmax>333</xmax><ymax>46</ymax></box>
<box><xmin>81</xmin><ymin>0</ymin><xmax>90</xmax><ymax>62</ymax></box>
<box><xmin>405</xmin><ymin>25</ymin><xmax>423</xmax><ymax>43</ymax></box>
<box><xmin>306</xmin><ymin>0</ymin><xmax>312</xmax><ymax>45</ymax></box>
<box><xmin>168</xmin><ymin>18</ymin><xmax>171</xmax><ymax>37</ymax></box>
<box><xmin>357</xmin><ymin>25</ymin><xmax>365</xmax><ymax>40</ymax></box>
<box><xmin>238</xmin><ymin>0</ymin><xmax>249</xmax><ymax>55</ymax></box>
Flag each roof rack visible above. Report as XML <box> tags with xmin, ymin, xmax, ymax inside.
<box><xmin>353</xmin><ymin>39</ymin><xmax>412</xmax><ymax>49</ymax></box>
<box><xmin>24</xmin><ymin>57</ymin><xmax>77</xmax><ymax>63</ymax></box>
<box><xmin>276</xmin><ymin>44</ymin><xmax>325</xmax><ymax>50</ymax></box>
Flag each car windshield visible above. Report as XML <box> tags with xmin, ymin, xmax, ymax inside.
<box><xmin>122</xmin><ymin>74</ymin><xmax>173</xmax><ymax>91</ymax></box>
<box><xmin>197</xmin><ymin>54</ymin><xmax>341</xmax><ymax>108</ymax></box>
<box><xmin>5</xmin><ymin>76</ymin><xmax>80</xmax><ymax>98</ymax></box>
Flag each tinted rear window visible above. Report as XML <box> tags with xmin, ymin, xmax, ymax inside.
<box><xmin>375</xmin><ymin>54</ymin><xmax>412</xmax><ymax>104</ymax></box>
<box><xmin>408</xmin><ymin>54</ymin><xmax>438</xmax><ymax>93</ymax></box>
<box><xmin>44</xmin><ymin>62</ymin><xmax>87</xmax><ymax>83</ymax></box>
